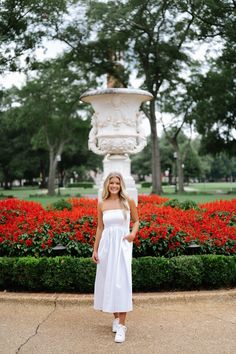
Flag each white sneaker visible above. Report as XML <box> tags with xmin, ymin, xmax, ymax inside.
<box><xmin>112</xmin><ymin>318</ymin><xmax>119</xmax><ymax>333</ymax></box>
<box><xmin>114</xmin><ymin>324</ymin><xmax>127</xmax><ymax>343</ymax></box>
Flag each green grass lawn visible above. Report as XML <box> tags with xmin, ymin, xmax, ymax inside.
<box><xmin>163</xmin><ymin>182</ymin><xmax>236</xmax><ymax>194</ymax></box>
<box><xmin>0</xmin><ymin>187</ymin><xmax>97</xmax><ymax>208</ymax></box>
<box><xmin>0</xmin><ymin>182</ymin><xmax>236</xmax><ymax>207</ymax></box>
<box><xmin>160</xmin><ymin>193</ymin><xmax>236</xmax><ymax>204</ymax></box>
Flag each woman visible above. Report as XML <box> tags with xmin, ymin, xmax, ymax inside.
<box><xmin>92</xmin><ymin>172</ymin><xmax>139</xmax><ymax>343</ymax></box>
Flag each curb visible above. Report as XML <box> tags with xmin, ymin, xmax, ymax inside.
<box><xmin>133</xmin><ymin>288</ymin><xmax>236</xmax><ymax>305</ymax></box>
<box><xmin>0</xmin><ymin>289</ymin><xmax>236</xmax><ymax>306</ymax></box>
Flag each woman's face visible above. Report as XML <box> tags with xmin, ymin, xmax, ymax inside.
<box><xmin>108</xmin><ymin>176</ymin><xmax>121</xmax><ymax>195</ymax></box>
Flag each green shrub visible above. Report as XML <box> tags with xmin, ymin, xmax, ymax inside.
<box><xmin>132</xmin><ymin>256</ymin><xmax>172</xmax><ymax>291</ymax></box>
<box><xmin>0</xmin><ymin>257</ymin><xmax>96</xmax><ymax>292</ymax></box>
<box><xmin>12</xmin><ymin>257</ymin><xmax>44</xmax><ymax>291</ymax></box>
<box><xmin>0</xmin><ymin>193</ymin><xmax>14</xmax><ymax>199</ymax></box>
<box><xmin>163</xmin><ymin>198</ymin><xmax>181</xmax><ymax>208</ymax></box>
<box><xmin>140</xmin><ymin>181</ymin><xmax>169</xmax><ymax>188</ymax></box>
<box><xmin>23</xmin><ymin>181</ymin><xmax>39</xmax><ymax>187</ymax></box>
<box><xmin>201</xmin><ymin>255</ymin><xmax>236</xmax><ymax>288</ymax></box>
<box><xmin>169</xmin><ymin>256</ymin><xmax>204</xmax><ymax>289</ymax></box>
<box><xmin>140</xmin><ymin>181</ymin><xmax>151</xmax><ymax>188</ymax></box>
<box><xmin>162</xmin><ymin>182</ymin><xmax>169</xmax><ymax>186</ymax></box>
<box><xmin>179</xmin><ymin>200</ymin><xmax>200</xmax><ymax>210</ymax></box>
<box><xmin>164</xmin><ymin>198</ymin><xmax>199</xmax><ymax>210</ymax></box>
<box><xmin>0</xmin><ymin>257</ymin><xmax>15</xmax><ymax>289</ymax></box>
<box><xmin>40</xmin><ymin>257</ymin><xmax>95</xmax><ymax>292</ymax></box>
<box><xmin>41</xmin><ymin>257</ymin><xmax>80</xmax><ymax>291</ymax></box>
<box><xmin>67</xmin><ymin>182</ymin><xmax>94</xmax><ymax>188</ymax></box>
<box><xmin>49</xmin><ymin>198</ymin><xmax>72</xmax><ymax>211</ymax></box>
<box><xmin>73</xmin><ymin>258</ymin><xmax>96</xmax><ymax>292</ymax></box>
<box><xmin>1</xmin><ymin>255</ymin><xmax>235</xmax><ymax>293</ymax></box>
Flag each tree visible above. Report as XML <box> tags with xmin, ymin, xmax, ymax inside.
<box><xmin>187</xmin><ymin>0</ymin><xmax>236</xmax><ymax>156</ymax></box>
<box><xmin>189</xmin><ymin>61</ymin><xmax>236</xmax><ymax>155</ymax></box>
<box><xmin>61</xmin><ymin>131</ymin><xmax>103</xmax><ymax>185</ymax></box>
<box><xmin>131</xmin><ymin>133</ymin><xmax>203</xmax><ymax>187</ymax></box>
<box><xmin>159</xmin><ymin>132</ymin><xmax>202</xmax><ymax>187</ymax></box>
<box><xmin>183</xmin><ymin>145</ymin><xmax>202</xmax><ymax>183</ymax></box>
<box><xmin>11</xmin><ymin>56</ymin><xmax>96</xmax><ymax>195</ymax></box>
<box><xmin>159</xmin><ymin>113</ymin><xmax>193</xmax><ymax>192</ymax></box>
<box><xmin>75</xmin><ymin>0</ymin><xmax>207</xmax><ymax>194</ymax></box>
<box><xmin>203</xmin><ymin>153</ymin><xmax>236</xmax><ymax>182</ymax></box>
<box><xmin>52</xmin><ymin>1</ymin><xmax>235</xmax><ymax>193</ymax></box>
<box><xmin>158</xmin><ymin>74</ymin><xmax>197</xmax><ymax>192</ymax></box>
<box><xmin>0</xmin><ymin>89</ymin><xmax>46</xmax><ymax>188</ymax></box>
<box><xmin>0</xmin><ymin>0</ymin><xmax>68</xmax><ymax>72</ymax></box>
<box><xmin>131</xmin><ymin>139</ymin><xmax>152</xmax><ymax>180</ymax></box>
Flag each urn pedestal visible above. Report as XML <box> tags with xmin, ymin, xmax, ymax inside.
<box><xmin>80</xmin><ymin>88</ymin><xmax>153</xmax><ymax>204</ymax></box>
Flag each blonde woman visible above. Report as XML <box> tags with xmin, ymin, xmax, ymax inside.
<box><xmin>92</xmin><ymin>172</ymin><xmax>139</xmax><ymax>343</ymax></box>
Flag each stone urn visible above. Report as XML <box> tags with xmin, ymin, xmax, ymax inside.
<box><xmin>80</xmin><ymin>88</ymin><xmax>153</xmax><ymax>203</ymax></box>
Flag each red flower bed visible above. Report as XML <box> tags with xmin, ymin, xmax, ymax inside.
<box><xmin>0</xmin><ymin>196</ymin><xmax>236</xmax><ymax>257</ymax></box>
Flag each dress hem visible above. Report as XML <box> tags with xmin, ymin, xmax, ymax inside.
<box><xmin>93</xmin><ymin>306</ymin><xmax>133</xmax><ymax>313</ymax></box>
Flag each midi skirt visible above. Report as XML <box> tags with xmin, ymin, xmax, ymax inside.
<box><xmin>94</xmin><ymin>209</ymin><xmax>133</xmax><ymax>313</ymax></box>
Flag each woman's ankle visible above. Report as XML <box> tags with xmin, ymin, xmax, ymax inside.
<box><xmin>119</xmin><ymin>321</ymin><xmax>125</xmax><ymax>326</ymax></box>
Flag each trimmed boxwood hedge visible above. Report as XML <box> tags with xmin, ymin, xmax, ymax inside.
<box><xmin>0</xmin><ymin>255</ymin><xmax>235</xmax><ymax>292</ymax></box>
<box><xmin>67</xmin><ymin>182</ymin><xmax>94</xmax><ymax>188</ymax></box>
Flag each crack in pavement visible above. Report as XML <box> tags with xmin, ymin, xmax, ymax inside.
<box><xmin>15</xmin><ymin>297</ymin><xmax>58</xmax><ymax>354</ymax></box>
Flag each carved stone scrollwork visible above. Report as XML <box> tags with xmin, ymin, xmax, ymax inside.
<box><xmin>100</xmin><ymin>137</ymin><xmax>137</xmax><ymax>154</ymax></box>
<box><xmin>88</xmin><ymin>113</ymin><xmax>106</xmax><ymax>155</ymax></box>
<box><xmin>88</xmin><ymin>110</ymin><xmax>148</xmax><ymax>155</ymax></box>
<box><xmin>82</xmin><ymin>88</ymin><xmax>153</xmax><ymax>156</ymax></box>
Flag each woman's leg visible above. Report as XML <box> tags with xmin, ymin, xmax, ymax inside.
<box><xmin>113</xmin><ymin>312</ymin><xmax>119</xmax><ymax>319</ymax></box>
<box><xmin>118</xmin><ymin>312</ymin><xmax>126</xmax><ymax>326</ymax></box>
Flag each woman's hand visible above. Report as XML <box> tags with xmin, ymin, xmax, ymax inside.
<box><xmin>124</xmin><ymin>233</ymin><xmax>135</xmax><ymax>243</ymax></box>
<box><xmin>92</xmin><ymin>250</ymin><xmax>99</xmax><ymax>264</ymax></box>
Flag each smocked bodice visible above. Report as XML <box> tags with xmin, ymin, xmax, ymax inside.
<box><xmin>103</xmin><ymin>209</ymin><xmax>130</xmax><ymax>230</ymax></box>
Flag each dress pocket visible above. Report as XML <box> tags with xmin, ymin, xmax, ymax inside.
<box><xmin>122</xmin><ymin>238</ymin><xmax>132</xmax><ymax>250</ymax></box>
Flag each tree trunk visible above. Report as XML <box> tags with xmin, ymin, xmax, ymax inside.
<box><xmin>4</xmin><ymin>180</ymin><xmax>10</xmax><ymax>190</ymax></box>
<box><xmin>47</xmin><ymin>143</ymin><xmax>64</xmax><ymax>196</ymax></box>
<box><xmin>173</xmin><ymin>141</ymin><xmax>185</xmax><ymax>193</ymax></box>
<box><xmin>149</xmin><ymin>100</ymin><xmax>163</xmax><ymax>194</ymax></box>
<box><xmin>48</xmin><ymin>148</ymin><xmax>57</xmax><ymax>196</ymax></box>
<box><xmin>3</xmin><ymin>169</ymin><xmax>11</xmax><ymax>190</ymax></box>
<box><xmin>177</xmin><ymin>154</ymin><xmax>185</xmax><ymax>192</ymax></box>
<box><xmin>40</xmin><ymin>159</ymin><xmax>47</xmax><ymax>189</ymax></box>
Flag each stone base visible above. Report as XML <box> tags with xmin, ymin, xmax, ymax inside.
<box><xmin>98</xmin><ymin>154</ymin><xmax>138</xmax><ymax>205</ymax></box>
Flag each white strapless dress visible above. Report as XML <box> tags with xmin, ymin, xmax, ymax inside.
<box><xmin>94</xmin><ymin>209</ymin><xmax>133</xmax><ymax>313</ymax></box>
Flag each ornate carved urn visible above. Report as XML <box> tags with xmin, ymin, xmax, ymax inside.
<box><xmin>80</xmin><ymin>88</ymin><xmax>153</xmax><ymax>203</ymax></box>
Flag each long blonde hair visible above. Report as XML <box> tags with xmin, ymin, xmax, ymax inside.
<box><xmin>102</xmin><ymin>172</ymin><xmax>130</xmax><ymax>212</ymax></box>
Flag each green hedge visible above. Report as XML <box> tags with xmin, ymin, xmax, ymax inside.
<box><xmin>140</xmin><ymin>181</ymin><xmax>169</xmax><ymax>188</ymax></box>
<box><xmin>140</xmin><ymin>181</ymin><xmax>152</xmax><ymax>188</ymax></box>
<box><xmin>67</xmin><ymin>182</ymin><xmax>94</xmax><ymax>188</ymax></box>
<box><xmin>0</xmin><ymin>255</ymin><xmax>235</xmax><ymax>292</ymax></box>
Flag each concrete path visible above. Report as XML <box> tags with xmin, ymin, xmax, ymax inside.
<box><xmin>0</xmin><ymin>289</ymin><xmax>236</xmax><ymax>354</ymax></box>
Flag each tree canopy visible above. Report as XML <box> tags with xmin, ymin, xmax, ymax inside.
<box><xmin>0</xmin><ymin>0</ymin><xmax>235</xmax><ymax>190</ymax></box>
<box><xmin>0</xmin><ymin>0</ymin><xmax>68</xmax><ymax>72</ymax></box>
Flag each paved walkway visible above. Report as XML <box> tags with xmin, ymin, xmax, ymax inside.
<box><xmin>0</xmin><ymin>289</ymin><xmax>236</xmax><ymax>354</ymax></box>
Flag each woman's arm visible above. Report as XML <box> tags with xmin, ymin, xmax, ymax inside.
<box><xmin>92</xmin><ymin>202</ymin><xmax>104</xmax><ymax>263</ymax></box>
<box><xmin>124</xmin><ymin>198</ymin><xmax>139</xmax><ymax>242</ymax></box>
